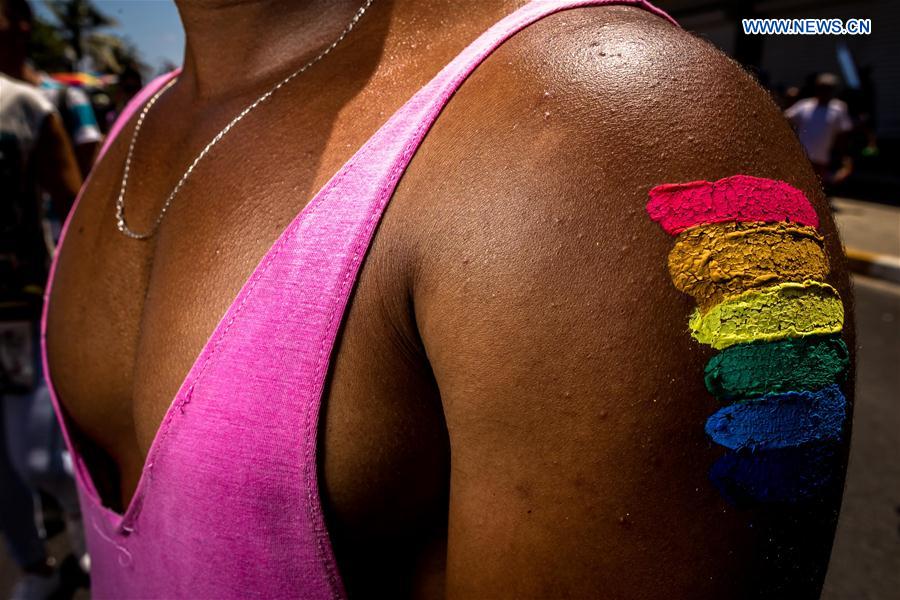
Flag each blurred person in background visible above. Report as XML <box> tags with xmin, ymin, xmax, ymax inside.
<box><xmin>0</xmin><ymin>0</ymin><xmax>102</xmax><ymax>180</ymax></box>
<box><xmin>104</xmin><ymin>65</ymin><xmax>143</xmax><ymax>132</ymax></box>
<box><xmin>29</xmin><ymin>69</ymin><xmax>102</xmax><ymax>242</ymax></box>
<box><xmin>1</xmin><ymin>0</ymin><xmax>101</xmax><ymax>246</ymax></box>
<box><xmin>31</xmin><ymin>70</ymin><xmax>103</xmax><ymax>180</ymax></box>
<box><xmin>785</xmin><ymin>72</ymin><xmax>854</xmax><ymax>187</ymax></box>
<box><xmin>1</xmin><ymin>0</ymin><xmax>86</xmax><ymax>597</ymax></box>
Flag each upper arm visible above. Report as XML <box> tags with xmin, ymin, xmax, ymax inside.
<box><xmin>35</xmin><ymin>110</ymin><xmax>82</xmax><ymax>218</ymax></box>
<box><xmin>401</xmin><ymin>6</ymin><xmax>852</xmax><ymax>598</ymax></box>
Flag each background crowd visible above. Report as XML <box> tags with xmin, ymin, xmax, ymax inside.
<box><xmin>2</xmin><ymin>1</ymin><xmax>147</xmax><ymax>598</ymax></box>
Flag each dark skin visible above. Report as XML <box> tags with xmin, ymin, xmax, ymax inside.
<box><xmin>45</xmin><ymin>1</ymin><xmax>854</xmax><ymax>597</ymax></box>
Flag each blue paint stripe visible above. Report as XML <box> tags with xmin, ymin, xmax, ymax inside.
<box><xmin>709</xmin><ymin>442</ymin><xmax>840</xmax><ymax>505</ymax></box>
<box><xmin>705</xmin><ymin>384</ymin><xmax>847</xmax><ymax>451</ymax></box>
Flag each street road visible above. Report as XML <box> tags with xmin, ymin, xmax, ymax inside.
<box><xmin>822</xmin><ymin>275</ymin><xmax>900</xmax><ymax>600</ymax></box>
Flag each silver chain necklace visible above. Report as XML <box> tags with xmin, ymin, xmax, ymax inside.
<box><xmin>115</xmin><ymin>0</ymin><xmax>376</xmax><ymax>240</ymax></box>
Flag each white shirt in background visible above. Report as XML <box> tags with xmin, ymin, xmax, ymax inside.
<box><xmin>785</xmin><ymin>97</ymin><xmax>853</xmax><ymax>165</ymax></box>
<box><xmin>1</xmin><ymin>73</ymin><xmax>56</xmax><ymax>169</ymax></box>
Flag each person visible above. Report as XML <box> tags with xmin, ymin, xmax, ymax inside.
<box><xmin>1</xmin><ymin>2</ymin><xmax>86</xmax><ymax>597</ymax></box>
<box><xmin>32</xmin><ymin>68</ymin><xmax>103</xmax><ymax>179</ymax></box>
<box><xmin>104</xmin><ymin>65</ymin><xmax>143</xmax><ymax>133</ymax></box>
<box><xmin>785</xmin><ymin>72</ymin><xmax>855</xmax><ymax>186</ymax></box>
<box><xmin>25</xmin><ymin>67</ymin><xmax>102</xmax><ymax>244</ymax></box>
<box><xmin>0</xmin><ymin>62</ymin><xmax>83</xmax><ymax>600</ymax></box>
<box><xmin>0</xmin><ymin>0</ymin><xmax>101</xmax><ymax>248</ymax></box>
<box><xmin>42</xmin><ymin>0</ymin><xmax>854</xmax><ymax>597</ymax></box>
<box><xmin>0</xmin><ymin>0</ymin><xmax>102</xmax><ymax>178</ymax></box>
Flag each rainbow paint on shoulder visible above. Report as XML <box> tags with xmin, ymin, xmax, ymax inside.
<box><xmin>646</xmin><ymin>174</ymin><xmax>849</xmax><ymax>505</ymax></box>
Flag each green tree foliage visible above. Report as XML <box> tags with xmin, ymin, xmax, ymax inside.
<box><xmin>42</xmin><ymin>0</ymin><xmax>116</xmax><ymax>64</ymax></box>
<box><xmin>28</xmin><ymin>1</ymin><xmax>146</xmax><ymax>75</ymax></box>
<box><xmin>28</xmin><ymin>14</ymin><xmax>72</xmax><ymax>72</ymax></box>
<box><xmin>85</xmin><ymin>32</ymin><xmax>146</xmax><ymax>74</ymax></box>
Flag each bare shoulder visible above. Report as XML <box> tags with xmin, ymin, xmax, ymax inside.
<box><xmin>392</xmin><ymin>2</ymin><xmax>846</xmax><ymax>298</ymax></box>
<box><xmin>384</xmin><ymin>4</ymin><xmax>853</xmax><ymax>597</ymax></box>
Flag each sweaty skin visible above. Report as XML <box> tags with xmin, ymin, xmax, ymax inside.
<box><xmin>668</xmin><ymin>222</ymin><xmax>829</xmax><ymax>310</ymax></box>
<box><xmin>44</xmin><ymin>1</ymin><xmax>854</xmax><ymax>598</ymax></box>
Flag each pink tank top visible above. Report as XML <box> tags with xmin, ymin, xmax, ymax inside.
<box><xmin>42</xmin><ymin>1</ymin><xmax>675</xmax><ymax>597</ymax></box>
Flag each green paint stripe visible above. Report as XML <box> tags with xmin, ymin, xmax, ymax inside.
<box><xmin>704</xmin><ymin>335</ymin><xmax>849</xmax><ymax>401</ymax></box>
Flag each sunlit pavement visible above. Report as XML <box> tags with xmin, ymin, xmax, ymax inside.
<box><xmin>832</xmin><ymin>198</ymin><xmax>900</xmax><ymax>259</ymax></box>
<box><xmin>824</xmin><ymin>198</ymin><xmax>900</xmax><ymax>598</ymax></box>
<box><xmin>822</xmin><ymin>275</ymin><xmax>900</xmax><ymax>600</ymax></box>
<box><xmin>833</xmin><ymin>198</ymin><xmax>900</xmax><ymax>284</ymax></box>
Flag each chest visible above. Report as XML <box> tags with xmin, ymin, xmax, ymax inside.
<box><xmin>43</xmin><ymin>76</ymin><xmax>444</xmax><ymax>513</ymax></box>
<box><xmin>42</xmin><ymin>112</ymin><xmax>302</xmax><ymax>468</ymax></box>
<box><xmin>58</xmin><ymin>127</ymin><xmax>447</xmax><ymax>593</ymax></box>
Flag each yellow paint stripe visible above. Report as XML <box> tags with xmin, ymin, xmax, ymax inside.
<box><xmin>689</xmin><ymin>281</ymin><xmax>844</xmax><ymax>350</ymax></box>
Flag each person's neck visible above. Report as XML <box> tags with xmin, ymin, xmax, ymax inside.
<box><xmin>174</xmin><ymin>0</ymin><xmax>374</xmax><ymax>101</ymax></box>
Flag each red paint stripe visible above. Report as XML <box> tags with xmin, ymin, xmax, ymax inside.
<box><xmin>647</xmin><ymin>175</ymin><xmax>819</xmax><ymax>235</ymax></box>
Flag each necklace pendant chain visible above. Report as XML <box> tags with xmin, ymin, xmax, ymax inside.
<box><xmin>115</xmin><ymin>0</ymin><xmax>376</xmax><ymax>240</ymax></box>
